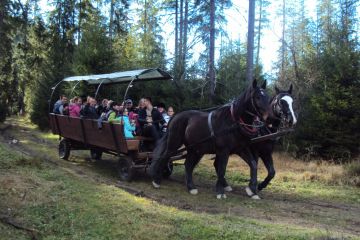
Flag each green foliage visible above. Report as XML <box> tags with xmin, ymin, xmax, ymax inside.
<box><xmin>217</xmin><ymin>42</ymin><xmax>248</xmax><ymax>101</ymax></box>
<box><xmin>73</xmin><ymin>7</ymin><xmax>115</xmax><ymax>75</ymax></box>
<box><xmin>275</xmin><ymin>0</ymin><xmax>360</xmax><ymax>161</ymax></box>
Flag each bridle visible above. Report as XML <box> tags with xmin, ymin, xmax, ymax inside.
<box><xmin>270</xmin><ymin>93</ymin><xmax>294</xmax><ymax>127</ymax></box>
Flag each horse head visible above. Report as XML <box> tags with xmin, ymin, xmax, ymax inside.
<box><xmin>272</xmin><ymin>84</ymin><xmax>297</xmax><ymax>127</ymax></box>
<box><xmin>248</xmin><ymin>79</ymin><xmax>270</xmax><ymax>121</ymax></box>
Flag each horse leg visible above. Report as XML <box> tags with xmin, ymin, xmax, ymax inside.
<box><xmin>214</xmin><ymin>159</ymin><xmax>232</xmax><ymax>193</ymax></box>
<box><xmin>184</xmin><ymin>151</ymin><xmax>202</xmax><ymax>195</ymax></box>
<box><xmin>214</xmin><ymin>150</ymin><xmax>230</xmax><ymax>199</ymax></box>
<box><xmin>257</xmin><ymin>152</ymin><xmax>275</xmax><ymax>192</ymax></box>
<box><xmin>239</xmin><ymin>149</ymin><xmax>260</xmax><ymax>200</ymax></box>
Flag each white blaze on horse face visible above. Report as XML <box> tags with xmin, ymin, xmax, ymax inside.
<box><xmin>281</xmin><ymin>96</ymin><xmax>297</xmax><ymax>125</ymax></box>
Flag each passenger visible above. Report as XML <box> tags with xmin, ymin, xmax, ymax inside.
<box><xmin>61</xmin><ymin>103</ymin><xmax>69</xmax><ymax>115</ymax></box>
<box><xmin>134</xmin><ymin>98</ymin><xmax>145</xmax><ymax>114</ymax></box>
<box><xmin>157</xmin><ymin>103</ymin><xmax>166</xmax><ymax>117</ymax></box>
<box><xmin>106</xmin><ymin>101</ymin><xmax>121</xmax><ymax>123</ymax></box>
<box><xmin>166</xmin><ymin>106</ymin><xmax>175</xmax><ymax>122</ymax></box>
<box><xmin>69</xmin><ymin>97</ymin><xmax>82</xmax><ymax>117</ymax></box>
<box><xmin>97</xmin><ymin>98</ymin><xmax>109</xmax><ymax>116</ymax></box>
<box><xmin>162</xmin><ymin>106</ymin><xmax>175</xmax><ymax>132</ymax></box>
<box><xmin>125</xmin><ymin>99</ymin><xmax>135</xmax><ymax>112</ymax></box>
<box><xmin>81</xmin><ymin>97</ymin><xmax>98</xmax><ymax>119</ymax></box>
<box><xmin>116</xmin><ymin>108</ymin><xmax>136</xmax><ymax>138</ymax></box>
<box><xmin>138</xmin><ymin>97</ymin><xmax>165</xmax><ymax>141</ymax></box>
<box><xmin>53</xmin><ymin>95</ymin><xmax>67</xmax><ymax>114</ymax></box>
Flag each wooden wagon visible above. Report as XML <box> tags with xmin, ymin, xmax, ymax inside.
<box><xmin>49</xmin><ymin>68</ymin><xmax>179</xmax><ymax>181</ymax></box>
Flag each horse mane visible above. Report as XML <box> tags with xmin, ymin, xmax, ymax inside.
<box><xmin>213</xmin><ymin>84</ymin><xmax>253</xmax><ymax>122</ymax></box>
<box><xmin>231</xmin><ymin>84</ymin><xmax>253</xmax><ymax>119</ymax></box>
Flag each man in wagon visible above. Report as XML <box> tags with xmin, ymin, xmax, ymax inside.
<box><xmin>138</xmin><ymin>97</ymin><xmax>165</xmax><ymax>141</ymax></box>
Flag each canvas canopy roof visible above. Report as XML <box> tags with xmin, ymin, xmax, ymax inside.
<box><xmin>63</xmin><ymin>68</ymin><xmax>172</xmax><ymax>85</ymax></box>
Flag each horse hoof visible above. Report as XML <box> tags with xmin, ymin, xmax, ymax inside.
<box><xmin>245</xmin><ymin>186</ymin><xmax>254</xmax><ymax>197</ymax></box>
<box><xmin>224</xmin><ymin>186</ymin><xmax>233</xmax><ymax>192</ymax></box>
<box><xmin>216</xmin><ymin>194</ymin><xmax>227</xmax><ymax>199</ymax></box>
<box><xmin>251</xmin><ymin>195</ymin><xmax>261</xmax><ymax>200</ymax></box>
<box><xmin>189</xmin><ymin>189</ymin><xmax>198</xmax><ymax>195</ymax></box>
<box><xmin>152</xmin><ymin>181</ymin><xmax>161</xmax><ymax>189</ymax></box>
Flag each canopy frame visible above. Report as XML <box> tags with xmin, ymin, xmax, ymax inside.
<box><xmin>48</xmin><ymin>68</ymin><xmax>172</xmax><ymax>113</ymax></box>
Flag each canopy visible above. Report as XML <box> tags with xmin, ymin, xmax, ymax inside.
<box><xmin>63</xmin><ymin>68</ymin><xmax>172</xmax><ymax>85</ymax></box>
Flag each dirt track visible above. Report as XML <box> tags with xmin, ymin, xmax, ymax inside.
<box><xmin>1</xmin><ymin>119</ymin><xmax>359</xmax><ymax>237</ymax></box>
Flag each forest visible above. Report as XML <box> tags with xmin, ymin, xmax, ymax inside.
<box><xmin>0</xmin><ymin>0</ymin><xmax>359</xmax><ymax>161</ymax></box>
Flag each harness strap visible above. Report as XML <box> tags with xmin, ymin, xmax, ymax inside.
<box><xmin>207</xmin><ymin>111</ymin><xmax>215</xmax><ymax>137</ymax></box>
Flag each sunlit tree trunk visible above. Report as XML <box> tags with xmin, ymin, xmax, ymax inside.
<box><xmin>280</xmin><ymin>0</ymin><xmax>286</xmax><ymax>82</ymax></box>
<box><xmin>174</xmin><ymin>0</ymin><xmax>178</xmax><ymax>79</ymax></box>
<box><xmin>255</xmin><ymin>0</ymin><xmax>263</xmax><ymax>67</ymax></box>
<box><xmin>109</xmin><ymin>0</ymin><xmax>114</xmax><ymax>41</ymax></box>
<box><xmin>209</xmin><ymin>0</ymin><xmax>216</xmax><ymax>100</ymax></box>
<box><xmin>180</xmin><ymin>0</ymin><xmax>188</xmax><ymax>81</ymax></box>
<box><xmin>246</xmin><ymin>0</ymin><xmax>255</xmax><ymax>82</ymax></box>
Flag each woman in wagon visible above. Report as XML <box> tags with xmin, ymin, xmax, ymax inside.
<box><xmin>81</xmin><ymin>97</ymin><xmax>98</xmax><ymax>119</ymax></box>
<box><xmin>138</xmin><ymin>97</ymin><xmax>165</xmax><ymax>141</ymax></box>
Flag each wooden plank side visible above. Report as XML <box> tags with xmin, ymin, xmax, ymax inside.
<box><xmin>126</xmin><ymin>140</ymin><xmax>140</xmax><ymax>151</ymax></box>
<box><xmin>50</xmin><ymin>114</ymin><xmax>129</xmax><ymax>154</ymax></box>
<box><xmin>82</xmin><ymin>120</ymin><xmax>128</xmax><ymax>153</ymax></box>
<box><xmin>49</xmin><ymin>114</ymin><xmax>59</xmax><ymax>134</ymax></box>
<box><xmin>56</xmin><ymin>116</ymin><xmax>84</xmax><ymax>142</ymax></box>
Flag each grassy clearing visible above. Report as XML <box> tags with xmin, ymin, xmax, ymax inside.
<box><xmin>1</xmin><ymin>117</ymin><xmax>359</xmax><ymax>239</ymax></box>
<box><xmin>189</xmin><ymin>153</ymin><xmax>360</xmax><ymax>204</ymax></box>
<box><xmin>0</xmin><ymin>140</ymin><xmax>353</xmax><ymax>239</ymax></box>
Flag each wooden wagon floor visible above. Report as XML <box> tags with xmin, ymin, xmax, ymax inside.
<box><xmin>1</xmin><ymin>117</ymin><xmax>359</xmax><ymax>238</ymax></box>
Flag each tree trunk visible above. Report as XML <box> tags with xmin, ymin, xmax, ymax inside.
<box><xmin>109</xmin><ymin>0</ymin><xmax>114</xmax><ymax>40</ymax></box>
<box><xmin>180</xmin><ymin>0</ymin><xmax>188</xmax><ymax>81</ymax></box>
<box><xmin>178</xmin><ymin>0</ymin><xmax>183</xmax><ymax>81</ymax></box>
<box><xmin>174</xmin><ymin>0</ymin><xmax>178</xmax><ymax>79</ymax></box>
<box><xmin>209</xmin><ymin>0</ymin><xmax>215</xmax><ymax>100</ymax></box>
<box><xmin>78</xmin><ymin>0</ymin><xmax>82</xmax><ymax>43</ymax></box>
<box><xmin>246</xmin><ymin>0</ymin><xmax>255</xmax><ymax>82</ymax></box>
<box><xmin>255</xmin><ymin>0</ymin><xmax>263</xmax><ymax>67</ymax></box>
<box><xmin>280</xmin><ymin>0</ymin><xmax>286</xmax><ymax>82</ymax></box>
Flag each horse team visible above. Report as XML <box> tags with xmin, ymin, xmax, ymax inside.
<box><xmin>150</xmin><ymin>80</ymin><xmax>297</xmax><ymax>200</ymax></box>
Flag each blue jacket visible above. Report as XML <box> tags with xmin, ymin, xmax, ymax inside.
<box><xmin>116</xmin><ymin>115</ymin><xmax>135</xmax><ymax>138</ymax></box>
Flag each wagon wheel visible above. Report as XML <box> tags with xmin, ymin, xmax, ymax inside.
<box><xmin>162</xmin><ymin>161</ymin><xmax>174</xmax><ymax>179</ymax></box>
<box><xmin>117</xmin><ymin>156</ymin><xmax>135</xmax><ymax>182</ymax></box>
<box><xmin>59</xmin><ymin>139</ymin><xmax>70</xmax><ymax>160</ymax></box>
<box><xmin>90</xmin><ymin>149</ymin><xmax>103</xmax><ymax>160</ymax></box>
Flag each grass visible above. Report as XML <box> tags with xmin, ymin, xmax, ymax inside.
<box><xmin>1</xmin><ymin>116</ymin><xmax>359</xmax><ymax>239</ymax></box>
<box><xmin>191</xmin><ymin>153</ymin><xmax>360</xmax><ymax>204</ymax></box>
<box><xmin>0</xmin><ymin>142</ymin><xmax>354</xmax><ymax>240</ymax></box>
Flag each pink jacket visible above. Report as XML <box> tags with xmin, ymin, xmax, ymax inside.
<box><xmin>69</xmin><ymin>104</ymin><xmax>81</xmax><ymax>117</ymax></box>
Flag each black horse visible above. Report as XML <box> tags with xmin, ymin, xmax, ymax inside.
<box><xmin>235</xmin><ymin>84</ymin><xmax>297</xmax><ymax>199</ymax></box>
<box><xmin>150</xmin><ymin>79</ymin><xmax>270</xmax><ymax>198</ymax></box>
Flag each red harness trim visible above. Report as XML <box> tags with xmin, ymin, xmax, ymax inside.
<box><xmin>230</xmin><ymin>103</ymin><xmax>258</xmax><ymax>133</ymax></box>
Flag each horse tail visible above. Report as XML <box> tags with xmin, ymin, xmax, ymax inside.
<box><xmin>150</xmin><ymin>113</ymin><xmax>189</xmax><ymax>180</ymax></box>
<box><xmin>149</xmin><ymin>131</ymin><xmax>169</xmax><ymax>177</ymax></box>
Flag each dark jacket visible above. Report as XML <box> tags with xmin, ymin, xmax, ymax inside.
<box><xmin>81</xmin><ymin>104</ymin><xmax>99</xmax><ymax>119</ymax></box>
<box><xmin>138</xmin><ymin>108</ymin><xmax>165</xmax><ymax>131</ymax></box>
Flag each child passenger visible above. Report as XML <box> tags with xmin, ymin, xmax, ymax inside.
<box><xmin>116</xmin><ymin>108</ymin><xmax>136</xmax><ymax>138</ymax></box>
<box><xmin>69</xmin><ymin>97</ymin><xmax>82</xmax><ymax>117</ymax></box>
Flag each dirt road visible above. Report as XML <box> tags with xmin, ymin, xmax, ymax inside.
<box><xmin>1</xmin><ymin>119</ymin><xmax>359</xmax><ymax>238</ymax></box>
